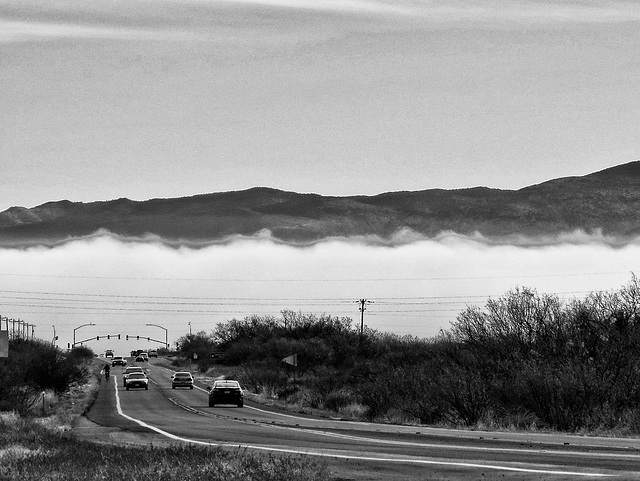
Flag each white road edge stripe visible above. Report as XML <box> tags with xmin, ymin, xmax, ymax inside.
<box><xmin>114</xmin><ymin>375</ymin><xmax>614</xmax><ymax>477</ymax></box>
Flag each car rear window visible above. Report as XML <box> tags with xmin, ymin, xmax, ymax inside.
<box><xmin>129</xmin><ymin>373</ymin><xmax>146</xmax><ymax>379</ymax></box>
<box><xmin>215</xmin><ymin>381</ymin><xmax>240</xmax><ymax>388</ymax></box>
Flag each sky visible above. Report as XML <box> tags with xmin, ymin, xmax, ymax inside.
<box><xmin>2</xmin><ymin>1</ymin><xmax>640</xmax><ymax>353</ymax></box>
<box><xmin>2</xmin><ymin>0</ymin><xmax>640</xmax><ymax>211</ymax></box>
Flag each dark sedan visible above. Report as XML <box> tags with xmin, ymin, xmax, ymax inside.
<box><xmin>209</xmin><ymin>380</ymin><xmax>243</xmax><ymax>407</ymax></box>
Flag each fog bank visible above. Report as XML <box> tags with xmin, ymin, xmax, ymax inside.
<box><xmin>1</xmin><ymin>231</ymin><xmax>638</xmax><ymax>355</ymax></box>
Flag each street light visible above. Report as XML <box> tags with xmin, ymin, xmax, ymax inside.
<box><xmin>73</xmin><ymin>323</ymin><xmax>96</xmax><ymax>347</ymax></box>
<box><xmin>146</xmin><ymin>323</ymin><xmax>168</xmax><ymax>349</ymax></box>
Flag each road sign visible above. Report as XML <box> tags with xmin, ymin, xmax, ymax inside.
<box><xmin>282</xmin><ymin>353</ymin><xmax>297</xmax><ymax>366</ymax></box>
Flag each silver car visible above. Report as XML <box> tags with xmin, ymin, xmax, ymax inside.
<box><xmin>171</xmin><ymin>372</ymin><xmax>194</xmax><ymax>389</ymax></box>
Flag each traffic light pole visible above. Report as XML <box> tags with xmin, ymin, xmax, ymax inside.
<box><xmin>72</xmin><ymin>334</ymin><xmax>120</xmax><ymax>347</ymax></box>
<box><xmin>126</xmin><ymin>334</ymin><xmax>166</xmax><ymax>346</ymax></box>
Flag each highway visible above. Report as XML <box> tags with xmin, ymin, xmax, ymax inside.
<box><xmin>85</xmin><ymin>358</ymin><xmax>640</xmax><ymax>480</ymax></box>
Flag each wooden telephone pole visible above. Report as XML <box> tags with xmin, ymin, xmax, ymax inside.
<box><xmin>357</xmin><ymin>299</ymin><xmax>373</xmax><ymax>337</ymax></box>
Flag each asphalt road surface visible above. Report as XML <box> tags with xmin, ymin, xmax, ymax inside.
<box><xmin>82</xmin><ymin>359</ymin><xmax>640</xmax><ymax>480</ymax></box>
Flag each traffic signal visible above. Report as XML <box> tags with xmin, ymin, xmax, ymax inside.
<box><xmin>107</xmin><ymin>335</ymin><xmax>110</xmax><ymax>339</ymax></box>
<box><xmin>118</xmin><ymin>334</ymin><xmax>121</xmax><ymax>340</ymax></box>
<box><xmin>96</xmin><ymin>336</ymin><xmax>100</xmax><ymax>340</ymax></box>
<box><xmin>137</xmin><ymin>335</ymin><xmax>139</xmax><ymax>340</ymax></box>
<box><xmin>126</xmin><ymin>335</ymin><xmax>129</xmax><ymax>340</ymax></box>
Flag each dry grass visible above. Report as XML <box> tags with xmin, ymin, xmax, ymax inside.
<box><xmin>0</xmin><ymin>414</ymin><xmax>329</xmax><ymax>481</ymax></box>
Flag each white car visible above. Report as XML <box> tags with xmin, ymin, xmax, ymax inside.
<box><xmin>122</xmin><ymin>366</ymin><xmax>145</xmax><ymax>386</ymax></box>
<box><xmin>111</xmin><ymin>356</ymin><xmax>127</xmax><ymax>367</ymax></box>
<box><xmin>125</xmin><ymin>373</ymin><xmax>149</xmax><ymax>390</ymax></box>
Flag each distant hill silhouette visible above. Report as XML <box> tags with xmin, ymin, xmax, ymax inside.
<box><xmin>1</xmin><ymin>161</ymin><xmax>640</xmax><ymax>246</ymax></box>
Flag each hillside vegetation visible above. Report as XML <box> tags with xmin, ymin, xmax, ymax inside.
<box><xmin>179</xmin><ymin>275</ymin><xmax>640</xmax><ymax>434</ymax></box>
<box><xmin>2</xmin><ymin>161</ymin><xmax>640</xmax><ymax>245</ymax></box>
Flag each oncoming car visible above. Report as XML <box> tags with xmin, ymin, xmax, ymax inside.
<box><xmin>111</xmin><ymin>356</ymin><xmax>127</xmax><ymax>367</ymax></box>
<box><xmin>208</xmin><ymin>380</ymin><xmax>243</xmax><ymax>407</ymax></box>
<box><xmin>125</xmin><ymin>373</ymin><xmax>149</xmax><ymax>391</ymax></box>
<box><xmin>171</xmin><ymin>372</ymin><xmax>194</xmax><ymax>389</ymax></box>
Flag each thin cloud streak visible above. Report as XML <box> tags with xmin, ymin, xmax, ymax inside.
<box><xmin>3</xmin><ymin>0</ymin><xmax>639</xmax><ymax>45</ymax></box>
<box><xmin>0</xmin><ymin>19</ymin><xmax>199</xmax><ymax>43</ymax></box>
<box><xmin>225</xmin><ymin>0</ymin><xmax>640</xmax><ymax>23</ymax></box>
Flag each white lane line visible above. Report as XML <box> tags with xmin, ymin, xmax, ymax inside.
<box><xmin>114</xmin><ymin>380</ymin><xmax>614</xmax><ymax>477</ymax></box>
<box><xmin>263</xmin><ymin>422</ymin><xmax>640</xmax><ymax>461</ymax></box>
<box><xmin>192</xmin><ymin>384</ymin><xmax>639</xmax><ymax>461</ymax></box>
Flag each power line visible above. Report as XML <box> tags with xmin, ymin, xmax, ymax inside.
<box><xmin>0</xmin><ymin>288</ymin><xmax>599</xmax><ymax>302</ymax></box>
<box><xmin>0</xmin><ymin>289</ymin><xmax>357</xmax><ymax>302</ymax></box>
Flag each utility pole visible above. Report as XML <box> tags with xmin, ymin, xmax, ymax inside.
<box><xmin>357</xmin><ymin>299</ymin><xmax>373</xmax><ymax>337</ymax></box>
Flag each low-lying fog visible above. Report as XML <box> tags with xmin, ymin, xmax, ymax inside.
<box><xmin>1</xmin><ymin>230</ymin><xmax>639</xmax><ymax>355</ymax></box>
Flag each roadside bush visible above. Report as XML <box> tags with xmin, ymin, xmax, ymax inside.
<box><xmin>0</xmin><ymin>339</ymin><xmax>90</xmax><ymax>414</ymax></box>
<box><xmin>323</xmin><ymin>390</ymin><xmax>353</xmax><ymax>412</ymax></box>
<box><xmin>351</xmin><ymin>360</ymin><xmax>395</xmax><ymax>421</ymax></box>
<box><xmin>176</xmin><ymin>331</ymin><xmax>218</xmax><ymax>371</ymax></box>
<box><xmin>437</xmin><ymin>361</ymin><xmax>491</xmax><ymax>426</ymax></box>
<box><xmin>237</xmin><ymin>360</ymin><xmax>289</xmax><ymax>396</ymax></box>
<box><xmin>387</xmin><ymin>361</ymin><xmax>449</xmax><ymax>425</ymax></box>
<box><xmin>67</xmin><ymin>345</ymin><xmax>95</xmax><ymax>364</ymax></box>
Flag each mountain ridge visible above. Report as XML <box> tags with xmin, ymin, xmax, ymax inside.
<box><xmin>1</xmin><ymin>161</ymin><xmax>639</xmax><ymax>246</ymax></box>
